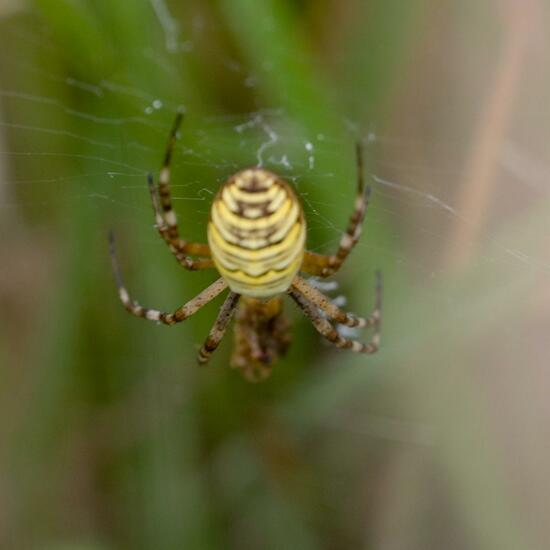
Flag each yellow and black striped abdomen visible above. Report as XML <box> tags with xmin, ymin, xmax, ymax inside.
<box><xmin>208</xmin><ymin>168</ymin><xmax>306</xmax><ymax>298</ymax></box>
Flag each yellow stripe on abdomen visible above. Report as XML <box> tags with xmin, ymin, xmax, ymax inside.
<box><xmin>208</xmin><ymin>168</ymin><xmax>305</xmax><ymax>298</ymax></box>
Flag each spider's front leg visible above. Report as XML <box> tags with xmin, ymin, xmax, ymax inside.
<box><xmin>198</xmin><ymin>292</ymin><xmax>240</xmax><ymax>364</ymax></box>
<box><xmin>289</xmin><ymin>271</ymin><xmax>382</xmax><ymax>354</ymax></box>
<box><xmin>148</xmin><ymin>108</ymin><xmax>214</xmax><ymax>270</ymax></box>
<box><xmin>302</xmin><ymin>142</ymin><xmax>370</xmax><ymax>278</ymax></box>
<box><xmin>291</xmin><ymin>275</ymin><xmax>380</xmax><ymax>329</ymax></box>
<box><xmin>109</xmin><ymin>230</ymin><xmax>226</xmax><ymax>324</ymax></box>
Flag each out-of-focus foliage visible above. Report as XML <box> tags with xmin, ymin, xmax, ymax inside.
<box><xmin>0</xmin><ymin>1</ymin><xmax>549</xmax><ymax>549</ymax></box>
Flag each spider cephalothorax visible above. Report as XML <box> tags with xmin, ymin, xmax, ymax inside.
<box><xmin>230</xmin><ymin>296</ymin><xmax>291</xmax><ymax>382</ymax></box>
<box><xmin>110</xmin><ymin>110</ymin><xmax>381</xmax><ymax>382</ymax></box>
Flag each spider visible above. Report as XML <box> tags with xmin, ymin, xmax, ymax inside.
<box><xmin>109</xmin><ymin>110</ymin><xmax>382</xmax><ymax>382</ymax></box>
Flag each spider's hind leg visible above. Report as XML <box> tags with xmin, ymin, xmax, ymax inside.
<box><xmin>302</xmin><ymin>141</ymin><xmax>371</xmax><ymax>278</ymax></box>
<box><xmin>147</xmin><ymin>109</ymin><xmax>213</xmax><ymax>269</ymax></box>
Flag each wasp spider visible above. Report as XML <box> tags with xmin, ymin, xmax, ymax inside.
<box><xmin>110</xmin><ymin>110</ymin><xmax>382</xmax><ymax>382</ymax></box>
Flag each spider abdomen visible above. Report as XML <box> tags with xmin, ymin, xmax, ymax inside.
<box><xmin>208</xmin><ymin>168</ymin><xmax>306</xmax><ymax>298</ymax></box>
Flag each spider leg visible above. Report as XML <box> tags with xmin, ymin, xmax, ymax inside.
<box><xmin>147</xmin><ymin>174</ymin><xmax>214</xmax><ymax>270</ymax></box>
<box><xmin>288</xmin><ymin>273</ymin><xmax>381</xmax><ymax>354</ymax></box>
<box><xmin>157</xmin><ymin>108</ymin><xmax>187</xmax><ymax>242</ymax></box>
<box><xmin>197</xmin><ymin>291</ymin><xmax>240</xmax><ymax>364</ymax></box>
<box><xmin>291</xmin><ymin>274</ymin><xmax>381</xmax><ymax>328</ymax></box>
<box><xmin>148</xmin><ymin>108</ymin><xmax>213</xmax><ymax>268</ymax></box>
<box><xmin>302</xmin><ymin>142</ymin><xmax>370</xmax><ymax>277</ymax></box>
<box><xmin>109</xmin><ymin>230</ymin><xmax>226</xmax><ymax>324</ymax></box>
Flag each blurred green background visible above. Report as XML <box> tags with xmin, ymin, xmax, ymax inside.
<box><xmin>1</xmin><ymin>1</ymin><xmax>549</xmax><ymax>549</ymax></box>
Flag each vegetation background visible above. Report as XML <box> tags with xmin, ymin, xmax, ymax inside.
<box><xmin>0</xmin><ymin>0</ymin><xmax>548</xmax><ymax>548</ymax></box>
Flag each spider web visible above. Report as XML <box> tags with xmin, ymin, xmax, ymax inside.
<box><xmin>1</xmin><ymin>3</ymin><xmax>550</xmax><ymax>548</ymax></box>
<box><xmin>0</xmin><ymin>6</ymin><xmax>548</xmax><ymax>385</ymax></box>
<box><xmin>2</xmin><ymin>1</ymin><xmax>549</xmax><ymax>424</ymax></box>
<box><xmin>2</xmin><ymin>17</ymin><xmax>546</xmax><ymax>280</ymax></box>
